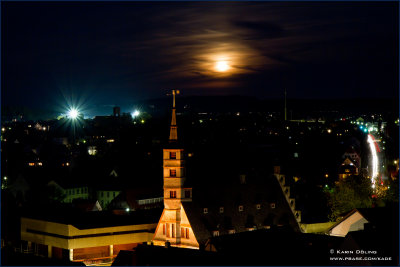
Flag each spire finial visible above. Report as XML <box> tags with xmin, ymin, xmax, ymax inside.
<box><xmin>169</xmin><ymin>90</ymin><xmax>179</xmax><ymax>142</ymax></box>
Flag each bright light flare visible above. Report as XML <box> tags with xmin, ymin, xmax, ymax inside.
<box><xmin>67</xmin><ymin>108</ymin><xmax>79</xmax><ymax>119</ymax></box>
<box><xmin>131</xmin><ymin>110</ymin><xmax>140</xmax><ymax>118</ymax></box>
<box><xmin>215</xmin><ymin>61</ymin><xmax>230</xmax><ymax>72</ymax></box>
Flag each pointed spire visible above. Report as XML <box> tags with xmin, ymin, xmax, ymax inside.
<box><xmin>169</xmin><ymin>90</ymin><xmax>179</xmax><ymax>142</ymax></box>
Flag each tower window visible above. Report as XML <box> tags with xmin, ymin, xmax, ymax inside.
<box><xmin>185</xmin><ymin>190</ymin><xmax>191</xmax><ymax>198</ymax></box>
<box><xmin>170</xmin><ymin>152</ymin><xmax>176</xmax><ymax>159</ymax></box>
<box><xmin>219</xmin><ymin>207</ymin><xmax>224</xmax><ymax>213</ymax></box>
<box><xmin>203</xmin><ymin>208</ymin><xmax>208</xmax><ymax>214</ymax></box>
<box><xmin>170</xmin><ymin>191</ymin><xmax>177</xmax><ymax>198</ymax></box>
<box><xmin>186</xmin><ymin>228</ymin><xmax>189</xmax><ymax>239</ymax></box>
<box><xmin>163</xmin><ymin>224</ymin><xmax>166</xmax><ymax>235</ymax></box>
<box><xmin>256</xmin><ymin>204</ymin><xmax>261</xmax><ymax>210</ymax></box>
<box><xmin>170</xmin><ymin>169</ymin><xmax>176</xmax><ymax>177</ymax></box>
<box><xmin>166</xmin><ymin>223</ymin><xmax>170</xmax><ymax>237</ymax></box>
<box><xmin>238</xmin><ymin>205</ymin><xmax>244</xmax><ymax>212</ymax></box>
<box><xmin>213</xmin><ymin>230</ymin><xmax>219</xmax><ymax>237</ymax></box>
<box><xmin>181</xmin><ymin>228</ymin><xmax>185</xmax><ymax>239</ymax></box>
<box><xmin>171</xmin><ymin>224</ymin><xmax>175</xmax><ymax>238</ymax></box>
<box><xmin>270</xmin><ymin>203</ymin><xmax>276</xmax><ymax>209</ymax></box>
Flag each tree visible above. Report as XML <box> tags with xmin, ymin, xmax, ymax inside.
<box><xmin>326</xmin><ymin>175</ymin><xmax>373</xmax><ymax>221</ymax></box>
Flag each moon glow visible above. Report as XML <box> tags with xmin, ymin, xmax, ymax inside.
<box><xmin>215</xmin><ymin>61</ymin><xmax>230</xmax><ymax>72</ymax></box>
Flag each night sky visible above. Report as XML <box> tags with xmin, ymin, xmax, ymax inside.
<box><xmin>2</xmin><ymin>2</ymin><xmax>398</xmax><ymax>117</ymax></box>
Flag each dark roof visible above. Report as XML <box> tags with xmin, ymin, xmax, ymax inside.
<box><xmin>22</xmin><ymin>206</ymin><xmax>162</xmax><ymax>229</ymax></box>
<box><xmin>113</xmin><ymin>230</ymin><xmax>343</xmax><ymax>266</ymax></box>
<box><xmin>206</xmin><ymin>227</ymin><xmax>343</xmax><ymax>265</ymax></box>
<box><xmin>182</xmin><ymin>174</ymin><xmax>300</xmax><ymax>244</ymax></box>
<box><xmin>112</xmin><ymin>243</ymin><xmax>219</xmax><ymax>266</ymax></box>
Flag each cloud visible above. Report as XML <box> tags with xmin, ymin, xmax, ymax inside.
<box><xmin>232</xmin><ymin>20</ymin><xmax>285</xmax><ymax>40</ymax></box>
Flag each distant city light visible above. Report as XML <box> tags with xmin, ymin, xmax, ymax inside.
<box><xmin>3</xmin><ymin>176</ymin><xmax>7</xmax><ymax>180</ymax></box>
<box><xmin>141</xmin><ymin>120</ymin><xmax>145</xmax><ymax>123</ymax></box>
<box><xmin>126</xmin><ymin>208</ymin><xmax>130</xmax><ymax>212</ymax></box>
<box><xmin>88</xmin><ymin>146</ymin><xmax>97</xmax><ymax>156</ymax></box>
<box><xmin>1</xmin><ymin>127</ymin><xmax>5</xmax><ymax>132</ymax></box>
<box><xmin>131</xmin><ymin>110</ymin><xmax>140</xmax><ymax>118</ymax></box>
<box><xmin>327</xmin><ymin>129</ymin><xmax>332</xmax><ymax>133</ymax></box>
<box><xmin>67</xmin><ymin>108</ymin><xmax>79</xmax><ymax>119</ymax></box>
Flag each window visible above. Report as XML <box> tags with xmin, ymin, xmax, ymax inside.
<box><xmin>107</xmin><ymin>192</ymin><xmax>110</xmax><ymax>197</ymax></box>
<box><xmin>228</xmin><ymin>229</ymin><xmax>236</xmax><ymax>234</ymax></box>
<box><xmin>166</xmin><ymin>223</ymin><xmax>170</xmax><ymax>237</ymax></box>
<box><xmin>238</xmin><ymin>205</ymin><xmax>244</xmax><ymax>212</ymax></box>
<box><xmin>256</xmin><ymin>204</ymin><xmax>261</xmax><ymax>210</ymax></box>
<box><xmin>186</xmin><ymin>228</ymin><xmax>189</xmax><ymax>239</ymax></box>
<box><xmin>170</xmin><ymin>169</ymin><xmax>176</xmax><ymax>177</ymax></box>
<box><xmin>171</xmin><ymin>224</ymin><xmax>175</xmax><ymax>238</ymax></box>
<box><xmin>163</xmin><ymin>224</ymin><xmax>166</xmax><ymax>235</ymax></box>
<box><xmin>270</xmin><ymin>203</ymin><xmax>276</xmax><ymax>209</ymax></box>
<box><xmin>170</xmin><ymin>191</ymin><xmax>177</xmax><ymax>198</ymax></box>
<box><xmin>203</xmin><ymin>208</ymin><xmax>208</xmax><ymax>214</ymax></box>
<box><xmin>113</xmin><ymin>192</ymin><xmax>116</xmax><ymax>197</ymax></box>
<box><xmin>219</xmin><ymin>207</ymin><xmax>224</xmax><ymax>213</ymax></box>
<box><xmin>170</xmin><ymin>152</ymin><xmax>176</xmax><ymax>159</ymax></box>
<box><xmin>101</xmin><ymin>192</ymin><xmax>104</xmax><ymax>197</ymax></box>
<box><xmin>213</xmin><ymin>231</ymin><xmax>219</xmax><ymax>237</ymax></box>
<box><xmin>181</xmin><ymin>228</ymin><xmax>185</xmax><ymax>239</ymax></box>
<box><xmin>185</xmin><ymin>190</ymin><xmax>191</xmax><ymax>198</ymax></box>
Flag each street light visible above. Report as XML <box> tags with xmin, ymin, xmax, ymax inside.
<box><xmin>131</xmin><ymin>110</ymin><xmax>140</xmax><ymax>118</ymax></box>
<box><xmin>67</xmin><ymin>108</ymin><xmax>79</xmax><ymax>119</ymax></box>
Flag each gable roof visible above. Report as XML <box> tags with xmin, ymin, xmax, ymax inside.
<box><xmin>182</xmin><ymin>174</ymin><xmax>300</xmax><ymax>245</ymax></box>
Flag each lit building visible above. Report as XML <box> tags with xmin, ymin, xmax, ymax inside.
<box><xmin>20</xmin><ymin>210</ymin><xmax>159</xmax><ymax>265</ymax></box>
<box><xmin>338</xmin><ymin>157</ymin><xmax>359</xmax><ymax>179</ymax></box>
<box><xmin>152</xmin><ymin>91</ymin><xmax>300</xmax><ymax>249</ymax></box>
<box><xmin>153</xmin><ymin>90</ymin><xmax>197</xmax><ymax>248</ymax></box>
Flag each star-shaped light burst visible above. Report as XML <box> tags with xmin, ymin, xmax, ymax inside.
<box><xmin>67</xmin><ymin>108</ymin><xmax>79</xmax><ymax>119</ymax></box>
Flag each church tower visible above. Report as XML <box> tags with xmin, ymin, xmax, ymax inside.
<box><xmin>153</xmin><ymin>90</ymin><xmax>197</xmax><ymax>248</ymax></box>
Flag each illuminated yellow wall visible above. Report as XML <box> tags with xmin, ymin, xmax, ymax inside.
<box><xmin>21</xmin><ymin>217</ymin><xmax>157</xmax><ymax>250</ymax></box>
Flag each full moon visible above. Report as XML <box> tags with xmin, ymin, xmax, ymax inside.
<box><xmin>215</xmin><ymin>61</ymin><xmax>230</xmax><ymax>72</ymax></box>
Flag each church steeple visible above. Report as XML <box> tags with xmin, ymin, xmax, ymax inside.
<box><xmin>152</xmin><ymin>89</ymin><xmax>196</xmax><ymax>249</ymax></box>
<box><xmin>169</xmin><ymin>90</ymin><xmax>179</xmax><ymax>142</ymax></box>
